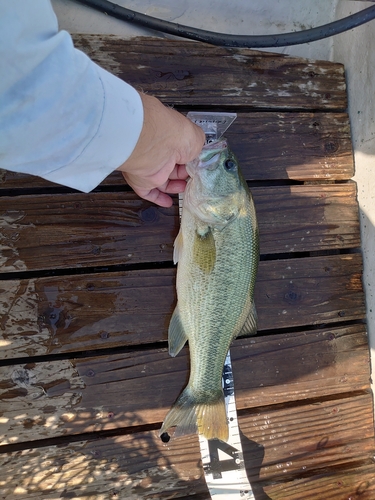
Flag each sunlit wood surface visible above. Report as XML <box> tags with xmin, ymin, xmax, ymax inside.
<box><xmin>0</xmin><ymin>37</ymin><xmax>373</xmax><ymax>499</ymax></box>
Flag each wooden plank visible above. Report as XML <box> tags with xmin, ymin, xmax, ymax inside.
<box><xmin>241</xmin><ymin>394</ymin><xmax>375</xmax><ymax>482</ymax></box>
<box><xmin>0</xmin><ymin>254</ymin><xmax>365</xmax><ymax>358</ymax></box>
<box><xmin>0</xmin><ymin>193</ymin><xmax>177</xmax><ymax>273</ymax></box>
<box><xmin>1</xmin><ymin>394</ymin><xmax>374</xmax><ymax>499</ymax></box>
<box><xmin>231</xmin><ymin>112</ymin><xmax>353</xmax><ymax>182</ymax></box>
<box><xmin>0</xmin><ymin>268</ymin><xmax>175</xmax><ymax>359</ymax></box>
<box><xmin>256</xmin><ymin>183</ymin><xmax>360</xmax><ymax>254</ymax></box>
<box><xmin>232</xmin><ymin>324</ymin><xmax>370</xmax><ymax>406</ymax></box>
<box><xmin>73</xmin><ymin>36</ymin><xmax>347</xmax><ymax>110</ymax></box>
<box><xmin>0</xmin><ymin>111</ymin><xmax>354</xmax><ymax>190</ymax></box>
<box><xmin>264</xmin><ymin>464</ymin><xmax>375</xmax><ymax>500</ymax></box>
<box><xmin>256</xmin><ymin>253</ymin><xmax>365</xmax><ymax>330</ymax></box>
<box><xmin>0</xmin><ymin>324</ymin><xmax>369</xmax><ymax>444</ymax></box>
<box><xmin>0</xmin><ymin>184</ymin><xmax>360</xmax><ymax>273</ymax></box>
<box><xmin>0</xmin><ymin>434</ymin><xmax>208</xmax><ymax>500</ymax></box>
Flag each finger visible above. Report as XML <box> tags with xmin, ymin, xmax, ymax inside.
<box><xmin>162</xmin><ymin>179</ymin><xmax>187</xmax><ymax>194</ymax></box>
<box><xmin>133</xmin><ymin>186</ymin><xmax>174</xmax><ymax>208</ymax></box>
<box><xmin>168</xmin><ymin>164</ymin><xmax>189</xmax><ymax>181</ymax></box>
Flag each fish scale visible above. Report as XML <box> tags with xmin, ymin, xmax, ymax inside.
<box><xmin>179</xmin><ymin>201</ymin><xmax>256</xmax><ymax>396</ymax></box>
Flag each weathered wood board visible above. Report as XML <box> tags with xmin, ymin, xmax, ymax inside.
<box><xmin>73</xmin><ymin>36</ymin><xmax>347</xmax><ymax>110</ymax></box>
<box><xmin>0</xmin><ymin>36</ymin><xmax>373</xmax><ymax>500</ymax></box>
<box><xmin>264</xmin><ymin>464</ymin><xmax>375</xmax><ymax>500</ymax></box>
<box><xmin>0</xmin><ymin>183</ymin><xmax>359</xmax><ymax>273</ymax></box>
<box><xmin>0</xmin><ymin>254</ymin><xmax>365</xmax><ymax>358</ymax></box>
<box><xmin>0</xmin><ymin>325</ymin><xmax>370</xmax><ymax>445</ymax></box>
<box><xmin>0</xmin><ymin>112</ymin><xmax>353</xmax><ymax>190</ymax></box>
<box><xmin>1</xmin><ymin>393</ymin><xmax>373</xmax><ymax>499</ymax></box>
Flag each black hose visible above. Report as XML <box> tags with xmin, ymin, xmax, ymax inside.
<box><xmin>73</xmin><ymin>0</ymin><xmax>375</xmax><ymax>48</ymax></box>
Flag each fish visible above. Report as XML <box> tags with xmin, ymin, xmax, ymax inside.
<box><xmin>159</xmin><ymin>138</ymin><xmax>259</xmax><ymax>442</ymax></box>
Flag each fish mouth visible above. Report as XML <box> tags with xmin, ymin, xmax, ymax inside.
<box><xmin>202</xmin><ymin>138</ymin><xmax>228</xmax><ymax>158</ymax></box>
<box><xmin>187</xmin><ymin>138</ymin><xmax>228</xmax><ymax>176</ymax></box>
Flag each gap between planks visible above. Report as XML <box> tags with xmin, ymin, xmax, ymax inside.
<box><xmin>0</xmin><ymin>324</ymin><xmax>370</xmax><ymax>446</ymax></box>
<box><xmin>0</xmin><ymin>111</ymin><xmax>354</xmax><ymax>192</ymax></box>
<box><xmin>0</xmin><ymin>388</ymin><xmax>371</xmax><ymax>454</ymax></box>
<box><xmin>0</xmin><ymin>183</ymin><xmax>360</xmax><ymax>273</ymax></box>
<box><xmin>0</xmin><ymin>254</ymin><xmax>366</xmax><ymax>359</ymax></box>
<box><xmin>0</xmin><ymin>393</ymin><xmax>374</xmax><ymax>499</ymax></box>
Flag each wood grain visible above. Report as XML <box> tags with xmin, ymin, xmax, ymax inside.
<box><xmin>0</xmin><ymin>184</ymin><xmax>359</xmax><ymax>273</ymax></box>
<box><xmin>256</xmin><ymin>253</ymin><xmax>365</xmax><ymax>330</ymax></box>
<box><xmin>0</xmin><ymin>111</ymin><xmax>353</xmax><ymax>190</ymax></box>
<box><xmin>0</xmin><ymin>254</ymin><xmax>365</xmax><ymax>358</ymax></box>
<box><xmin>264</xmin><ymin>464</ymin><xmax>375</xmax><ymax>500</ymax></box>
<box><xmin>242</xmin><ymin>394</ymin><xmax>375</xmax><ymax>481</ymax></box>
<box><xmin>1</xmin><ymin>394</ymin><xmax>374</xmax><ymax>499</ymax></box>
<box><xmin>0</xmin><ymin>35</ymin><xmax>372</xmax><ymax>498</ymax></box>
<box><xmin>73</xmin><ymin>36</ymin><xmax>347</xmax><ymax>110</ymax></box>
<box><xmin>256</xmin><ymin>183</ymin><xmax>360</xmax><ymax>254</ymax></box>
<box><xmin>0</xmin><ymin>434</ymin><xmax>208</xmax><ymax>499</ymax></box>
<box><xmin>0</xmin><ymin>192</ymin><xmax>176</xmax><ymax>272</ymax></box>
<box><xmin>0</xmin><ymin>268</ymin><xmax>175</xmax><ymax>358</ymax></box>
<box><xmin>0</xmin><ymin>324</ymin><xmax>369</xmax><ymax>444</ymax></box>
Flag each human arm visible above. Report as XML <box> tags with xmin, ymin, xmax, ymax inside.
<box><xmin>0</xmin><ymin>1</ymin><xmax>204</xmax><ymax>206</ymax></box>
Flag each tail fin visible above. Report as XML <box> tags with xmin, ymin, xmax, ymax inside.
<box><xmin>159</xmin><ymin>386</ymin><xmax>229</xmax><ymax>442</ymax></box>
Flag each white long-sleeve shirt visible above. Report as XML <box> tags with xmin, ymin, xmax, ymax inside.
<box><xmin>0</xmin><ymin>0</ymin><xmax>143</xmax><ymax>192</ymax></box>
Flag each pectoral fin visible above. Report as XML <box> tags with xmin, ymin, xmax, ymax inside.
<box><xmin>168</xmin><ymin>305</ymin><xmax>188</xmax><ymax>357</ymax></box>
<box><xmin>239</xmin><ymin>301</ymin><xmax>257</xmax><ymax>336</ymax></box>
<box><xmin>173</xmin><ymin>229</ymin><xmax>183</xmax><ymax>265</ymax></box>
<box><xmin>193</xmin><ymin>227</ymin><xmax>216</xmax><ymax>274</ymax></box>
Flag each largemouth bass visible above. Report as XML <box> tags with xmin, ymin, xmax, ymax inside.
<box><xmin>160</xmin><ymin>138</ymin><xmax>259</xmax><ymax>442</ymax></box>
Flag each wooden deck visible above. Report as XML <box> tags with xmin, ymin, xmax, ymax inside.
<box><xmin>0</xmin><ymin>37</ymin><xmax>374</xmax><ymax>499</ymax></box>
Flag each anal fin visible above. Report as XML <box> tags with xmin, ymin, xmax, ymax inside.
<box><xmin>173</xmin><ymin>229</ymin><xmax>183</xmax><ymax>265</ymax></box>
<box><xmin>168</xmin><ymin>305</ymin><xmax>188</xmax><ymax>357</ymax></box>
<box><xmin>239</xmin><ymin>300</ymin><xmax>257</xmax><ymax>337</ymax></box>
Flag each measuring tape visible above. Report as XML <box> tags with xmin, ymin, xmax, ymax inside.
<box><xmin>178</xmin><ymin>163</ymin><xmax>254</xmax><ymax>498</ymax></box>
<box><xmin>199</xmin><ymin>351</ymin><xmax>255</xmax><ymax>500</ymax></box>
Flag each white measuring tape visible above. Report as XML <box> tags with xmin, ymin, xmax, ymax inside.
<box><xmin>199</xmin><ymin>351</ymin><xmax>255</xmax><ymax>500</ymax></box>
<box><xmin>178</xmin><ymin>179</ymin><xmax>254</xmax><ymax>499</ymax></box>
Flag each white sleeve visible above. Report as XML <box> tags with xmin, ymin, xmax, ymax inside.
<box><xmin>0</xmin><ymin>0</ymin><xmax>144</xmax><ymax>192</ymax></box>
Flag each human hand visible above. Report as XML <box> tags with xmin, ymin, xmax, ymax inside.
<box><xmin>117</xmin><ymin>92</ymin><xmax>205</xmax><ymax>207</ymax></box>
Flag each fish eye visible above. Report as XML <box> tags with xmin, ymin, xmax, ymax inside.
<box><xmin>224</xmin><ymin>159</ymin><xmax>236</xmax><ymax>171</ymax></box>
